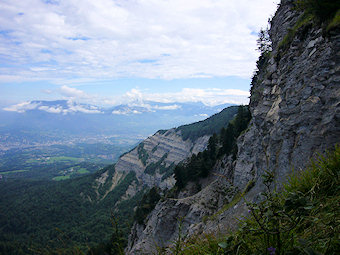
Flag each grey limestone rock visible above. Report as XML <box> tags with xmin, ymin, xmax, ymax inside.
<box><xmin>94</xmin><ymin>128</ymin><xmax>210</xmax><ymax>200</ymax></box>
<box><xmin>126</xmin><ymin>0</ymin><xmax>340</xmax><ymax>253</ymax></box>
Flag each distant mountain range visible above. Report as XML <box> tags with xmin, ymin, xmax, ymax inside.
<box><xmin>0</xmin><ymin>100</ymin><xmax>234</xmax><ymax>148</ymax></box>
<box><xmin>3</xmin><ymin>99</ymin><xmax>232</xmax><ymax>117</ymax></box>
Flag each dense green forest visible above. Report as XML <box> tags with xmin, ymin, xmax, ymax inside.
<box><xmin>0</xmin><ymin>166</ymin><xmax>143</xmax><ymax>254</ymax></box>
<box><xmin>134</xmin><ymin>187</ymin><xmax>161</xmax><ymax>225</ymax></box>
<box><xmin>176</xmin><ymin>106</ymin><xmax>239</xmax><ymax>142</ymax></box>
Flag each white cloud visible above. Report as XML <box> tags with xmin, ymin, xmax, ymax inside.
<box><xmin>3</xmin><ymin>100</ymin><xmax>102</xmax><ymax>114</ymax></box>
<box><xmin>38</xmin><ymin>105</ymin><xmax>63</xmax><ymax>113</ymax></box>
<box><xmin>112</xmin><ymin>109</ymin><xmax>142</xmax><ymax>115</ymax></box>
<box><xmin>111</xmin><ymin>101</ymin><xmax>181</xmax><ymax>114</ymax></box>
<box><xmin>0</xmin><ymin>0</ymin><xmax>279</xmax><ymax>82</ymax></box>
<box><xmin>196</xmin><ymin>113</ymin><xmax>209</xmax><ymax>117</ymax></box>
<box><xmin>3</xmin><ymin>85</ymin><xmax>249</xmax><ymax>114</ymax></box>
<box><xmin>66</xmin><ymin>102</ymin><xmax>102</xmax><ymax>114</ymax></box>
<box><xmin>121</xmin><ymin>88</ymin><xmax>250</xmax><ymax>106</ymax></box>
<box><xmin>60</xmin><ymin>85</ymin><xmax>89</xmax><ymax>99</ymax></box>
<box><xmin>153</xmin><ymin>104</ymin><xmax>181</xmax><ymax>110</ymax></box>
<box><xmin>42</xmin><ymin>89</ymin><xmax>53</xmax><ymax>94</ymax></box>
<box><xmin>111</xmin><ymin>110</ymin><xmax>125</xmax><ymax>115</ymax></box>
<box><xmin>3</xmin><ymin>101</ymin><xmax>40</xmax><ymax>113</ymax></box>
<box><xmin>125</xmin><ymin>89</ymin><xmax>145</xmax><ymax>105</ymax></box>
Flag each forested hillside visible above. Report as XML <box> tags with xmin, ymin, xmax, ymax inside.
<box><xmin>0</xmin><ymin>167</ymin><xmax>140</xmax><ymax>253</ymax></box>
<box><xmin>0</xmin><ymin>105</ymin><xmax>239</xmax><ymax>254</ymax></box>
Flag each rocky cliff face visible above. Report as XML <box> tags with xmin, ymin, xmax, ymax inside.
<box><xmin>127</xmin><ymin>1</ymin><xmax>340</xmax><ymax>253</ymax></box>
<box><xmin>93</xmin><ymin>128</ymin><xmax>210</xmax><ymax>201</ymax></box>
<box><xmin>92</xmin><ymin>106</ymin><xmax>239</xmax><ymax>202</ymax></box>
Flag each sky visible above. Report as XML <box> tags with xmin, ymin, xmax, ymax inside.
<box><xmin>0</xmin><ymin>0</ymin><xmax>280</xmax><ymax>109</ymax></box>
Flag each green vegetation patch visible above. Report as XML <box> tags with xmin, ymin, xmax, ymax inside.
<box><xmin>77</xmin><ymin>168</ymin><xmax>90</xmax><ymax>174</ymax></box>
<box><xmin>151</xmin><ymin>145</ymin><xmax>158</xmax><ymax>153</ymax></box>
<box><xmin>296</xmin><ymin>0</ymin><xmax>340</xmax><ymax>22</ymax></box>
<box><xmin>47</xmin><ymin>156</ymin><xmax>82</xmax><ymax>163</ymax></box>
<box><xmin>174</xmin><ymin>106</ymin><xmax>251</xmax><ymax>190</ymax></box>
<box><xmin>0</xmin><ymin>170</ymin><xmax>28</xmax><ymax>175</ymax></box>
<box><xmin>144</xmin><ymin>153</ymin><xmax>168</xmax><ymax>175</ymax></box>
<box><xmin>26</xmin><ymin>156</ymin><xmax>82</xmax><ymax>165</ymax></box>
<box><xmin>276</xmin><ymin>0</ymin><xmax>340</xmax><ymax>59</ymax></box>
<box><xmin>206</xmin><ymin>180</ymin><xmax>255</xmax><ymax>223</ymax></box>
<box><xmin>157</xmin><ymin>129</ymin><xmax>168</xmax><ymax>135</ymax></box>
<box><xmin>137</xmin><ymin>142</ymin><xmax>149</xmax><ymax>166</ymax></box>
<box><xmin>134</xmin><ymin>187</ymin><xmax>161</xmax><ymax>225</ymax></box>
<box><xmin>0</xmin><ymin>167</ymin><xmax>140</xmax><ymax>254</ymax></box>
<box><xmin>327</xmin><ymin>9</ymin><xmax>340</xmax><ymax>31</ymax></box>
<box><xmin>176</xmin><ymin>106</ymin><xmax>239</xmax><ymax>142</ymax></box>
<box><xmin>278</xmin><ymin>12</ymin><xmax>313</xmax><ymax>53</ymax></box>
<box><xmin>52</xmin><ymin>175</ymin><xmax>71</xmax><ymax>181</ymax></box>
<box><xmin>161</xmin><ymin>163</ymin><xmax>176</xmax><ymax>181</ymax></box>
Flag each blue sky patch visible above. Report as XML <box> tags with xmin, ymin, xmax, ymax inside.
<box><xmin>67</xmin><ymin>36</ymin><xmax>90</xmax><ymax>41</ymax></box>
<box><xmin>137</xmin><ymin>59</ymin><xmax>158</xmax><ymax>64</ymax></box>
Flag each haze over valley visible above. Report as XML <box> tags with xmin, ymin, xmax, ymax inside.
<box><xmin>0</xmin><ymin>99</ymin><xmax>233</xmax><ymax>180</ymax></box>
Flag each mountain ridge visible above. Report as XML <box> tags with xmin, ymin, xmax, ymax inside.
<box><xmin>92</xmin><ymin>106</ymin><xmax>239</xmax><ymax>198</ymax></box>
<box><xmin>0</xmin><ymin>100</ymin><xmax>235</xmax><ymax>151</ymax></box>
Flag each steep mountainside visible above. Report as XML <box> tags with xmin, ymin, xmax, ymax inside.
<box><xmin>92</xmin><ymin>106</ymin><xmax>239</xmax><ymax>199</ymax></box>
<box><xmin>0</xmin><ymin>106</ymin><xmax>238</xmax><ymax>254</ymax></box>
<box><xmin>127</xmin><ymin>1</ymin><xmax>340</xmax><ymax>253</ymax></box>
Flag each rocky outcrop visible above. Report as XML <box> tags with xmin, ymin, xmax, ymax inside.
<box><xmin>92</xmin><ymin>106</ymin><xmax>238</xmax><ymax>201</ymax></box>
<box><xmin>115</xmin><ymin>129</ymin><xmax>209</xmax><ymax>188</ymax></box>
<box><xmin>126</xmin><ymin>154</ymin><xmax>237</xmax><ymax>254</ymax></box>
<box><xmin>96</xmin><ymin>129</ymin><xmax>209</xmax><ymax>195</ymax></box>
<box><xmin>127</xmin><ymin>1</ymin><xmax>340</xmax><ymax>253</ymax></box>
<box><xmin>93</xmin><ymin>128</ymin><xmax>211</xmax><ymax>201</ymax></box>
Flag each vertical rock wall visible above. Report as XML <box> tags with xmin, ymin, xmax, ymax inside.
<box><xmin>234</xmin><ymin>0</ymin><xmax>340</xmax><ymax>190</ymax></box>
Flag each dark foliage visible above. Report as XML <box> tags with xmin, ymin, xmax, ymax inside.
<box><xmin>250</xmin><ymin>28</ymin><xmax>271</xmax><ymax>99</ymax></box>
<box><xmin>144</xmin><ymin>154</ymin><xmax>168</xmax><ymax>175</ymax></box>
<box><xmin>176</xmin><ymin>106</ymin><xmax>239</xmax><ymax>142</ymax></box>
<box><xmin>174</xmin><ymin>106</ymin><xmax>251</xmax><ymax>190</ymax></box>
<box><xmin>137</xmin><ymin>142</ymin><xmax>149</xmax><ymax>166</ymax></box>
<box><xmin>296</xmin><ymin>0</ymin><xmax>340</xmax><ymax>22</ymax></box>
<box><xmin>0</xmin><ymin>169</ymin><xmax>139</xmax><ymax>254</ymax></box>
<box><xmin>134</xmin><ymin>187</ymin><xmax>161</xmax><ymax>225</ymax></box>
<box><xmin>87</xmin><ymin>214</ymin><xmax>126</xmax><ymax>255</ymax></box>
<box><xmin>219</xmin><ymin>146</ymin><xmax>340</xmax><ymax>254</ymax></box>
